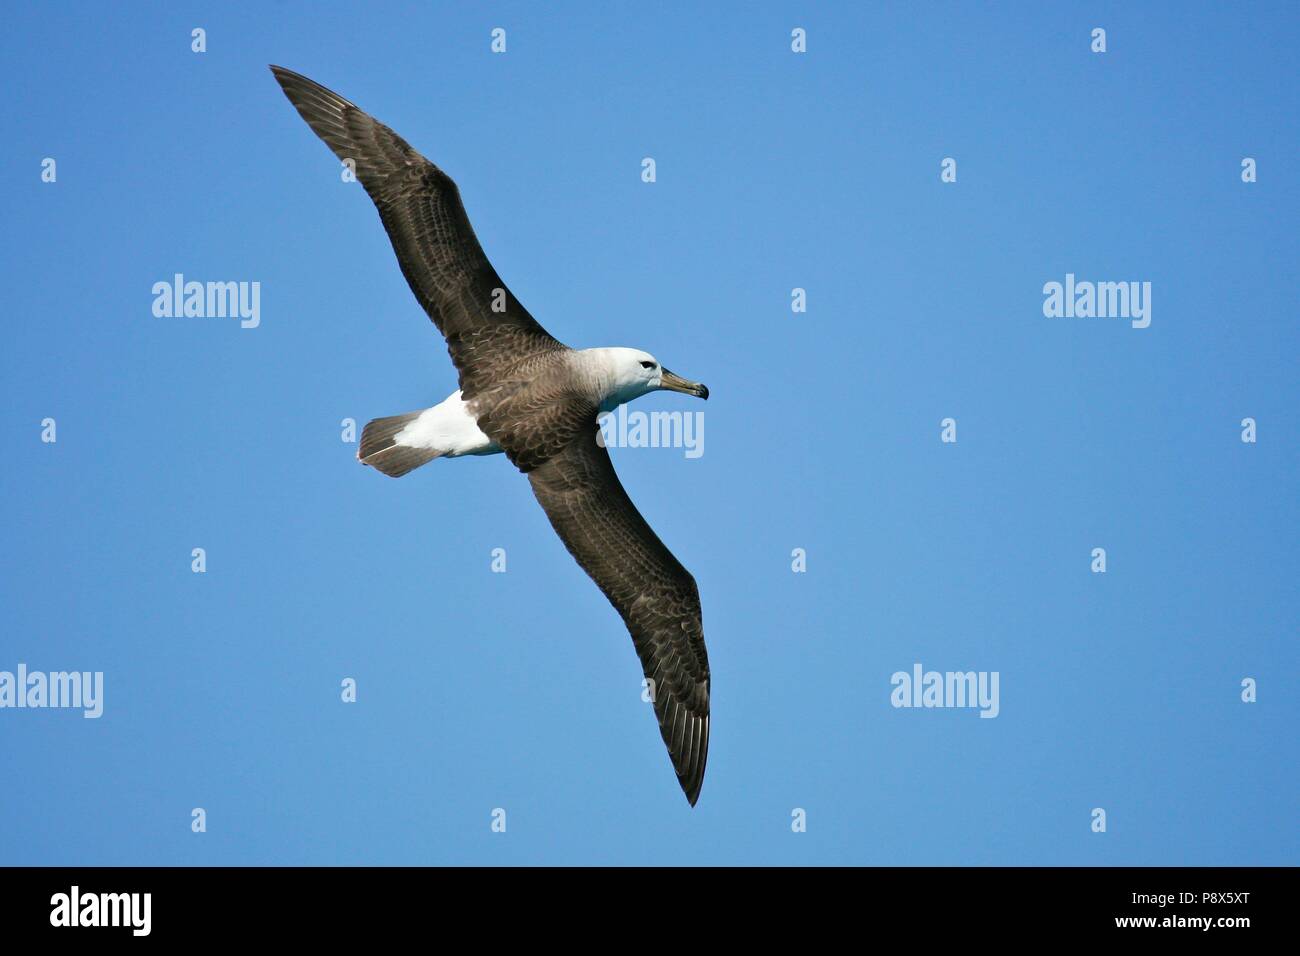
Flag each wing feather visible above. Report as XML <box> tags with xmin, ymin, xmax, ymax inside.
<box><xmin>270</xmin><ymin>65</ymin><xmax>563</xmax><ymax>395</ymax></box>
<box><xmin>528</xmin><ymin>427</ymin><xmax>710</xmax><ymax>804</ymax></box>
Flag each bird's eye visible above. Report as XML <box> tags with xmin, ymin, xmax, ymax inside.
<box><xmin>640</xmin><ymin>361</ymin><xmax>656</xmax><ymax>370</ymax></box>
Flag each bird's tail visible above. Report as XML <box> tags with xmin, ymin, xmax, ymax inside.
<box><xmin>358</xmin><ymin>413</ymin><xmax>443</xmax><ymax>477</ymax></box>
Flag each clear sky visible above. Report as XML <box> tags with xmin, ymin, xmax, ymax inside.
<box><xmin>1</xmin><ymin>2</ymin><xmax>1296</xmax><ymax>865</ymax></box>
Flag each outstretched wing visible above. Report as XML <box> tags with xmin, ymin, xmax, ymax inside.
<box><xmin>527</xmin><ymin>427</ymin><xmax>710</xmax><ymax>805</ymax></box>
<box><xmin>270</xmin><ymin>66</ymin><xmax>563</xmax><ymax>396</ymax></box>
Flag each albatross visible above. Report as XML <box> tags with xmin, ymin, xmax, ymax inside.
<box><xmin>270</xmin><ymin>66</ymin><xmax>712</xmax><ymax>805</ymax></box>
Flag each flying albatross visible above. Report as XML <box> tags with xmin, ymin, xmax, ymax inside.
<box><xmin>270</xmin><ymin>66</ymin><xmax>712</xmax><ymax>804</ymax></box>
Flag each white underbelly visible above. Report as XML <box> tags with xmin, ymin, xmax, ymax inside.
<box><xmin>394</xmin><ymin>390</ymin><xmax>502</xmax><ymax>457</ymax></box>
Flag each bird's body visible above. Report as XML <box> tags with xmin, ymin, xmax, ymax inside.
<box><xmin>361</xmin><ymin>347</ymin><xmax>697</xmax><ymax>472</ymax></box>
<box><xmin>271</xmin><ymin>66</ymin><xmax>713</xmax><ymax>804</ymax></box>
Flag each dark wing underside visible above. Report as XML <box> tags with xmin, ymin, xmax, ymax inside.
<box><xmin>269</xmin><ymin>65</ymin><xmax>563</xmax><ymax>398</ymax></box>
<box><xmin>528</xmin><ymin>427</ymin><xmax>711</xmax><ymax>804</ymax></box>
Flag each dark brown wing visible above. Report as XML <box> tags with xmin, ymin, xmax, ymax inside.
<box><xmin>270</xmin><ymin>66</ymin><xmax>563</xmax><ymax>396</ymax></box>
<box><xmin>528</xmin><ymin>426</ymin><xmax>710</xmax><ymax>804</ymax></box>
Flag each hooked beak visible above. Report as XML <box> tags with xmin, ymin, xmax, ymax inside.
<box><xmin>659</xmin><ymin>368</ymin><xmax>709</xmax><ymax>400</ymax></box>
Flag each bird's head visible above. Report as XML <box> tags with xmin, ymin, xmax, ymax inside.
<box><xmin>597</xmin><ymin>347</ymin><xmax>709</xmax><ymax>411</ymax></box>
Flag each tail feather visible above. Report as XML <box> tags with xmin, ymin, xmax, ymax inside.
<box><xmin>359</xmin><ymin>413</ymin><xmax>442</xmax><ymax>477</ymax></box>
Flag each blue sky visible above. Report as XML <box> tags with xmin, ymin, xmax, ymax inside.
<box><xmin>1</xmin><ymin>2</ymin><xmax>1296</xmax><ymax>865</ymax></box>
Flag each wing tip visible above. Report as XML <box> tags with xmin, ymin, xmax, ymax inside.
<box><xmin>267</xmin><ymin>63</ymin><xmax>298</xmax><ymax>85</ymax></box>
<box><xmin>676</xmin><ymin>713</ymin><xmax>709</xmax><ymax>807</ymax></box>
<box><xmin>268</xmin><ymin>64</ymin><xmax>350</xmax><ymax>110</ymax></box>
<box><xmin>268</xmin><ymin>64</ymin><xmax>312</xmax><ymax>104</ymax></box>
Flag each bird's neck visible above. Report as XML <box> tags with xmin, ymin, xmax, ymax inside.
<box><xmin>578</xmin><ymin>347</ymin><xmax>645</xmax><ymax>412</ymax></box>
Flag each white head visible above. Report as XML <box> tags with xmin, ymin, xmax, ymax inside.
<box><xmin>589</xmin><ymin>347</ymin><xmax>710</xmax><ymax>413</ymax></box>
